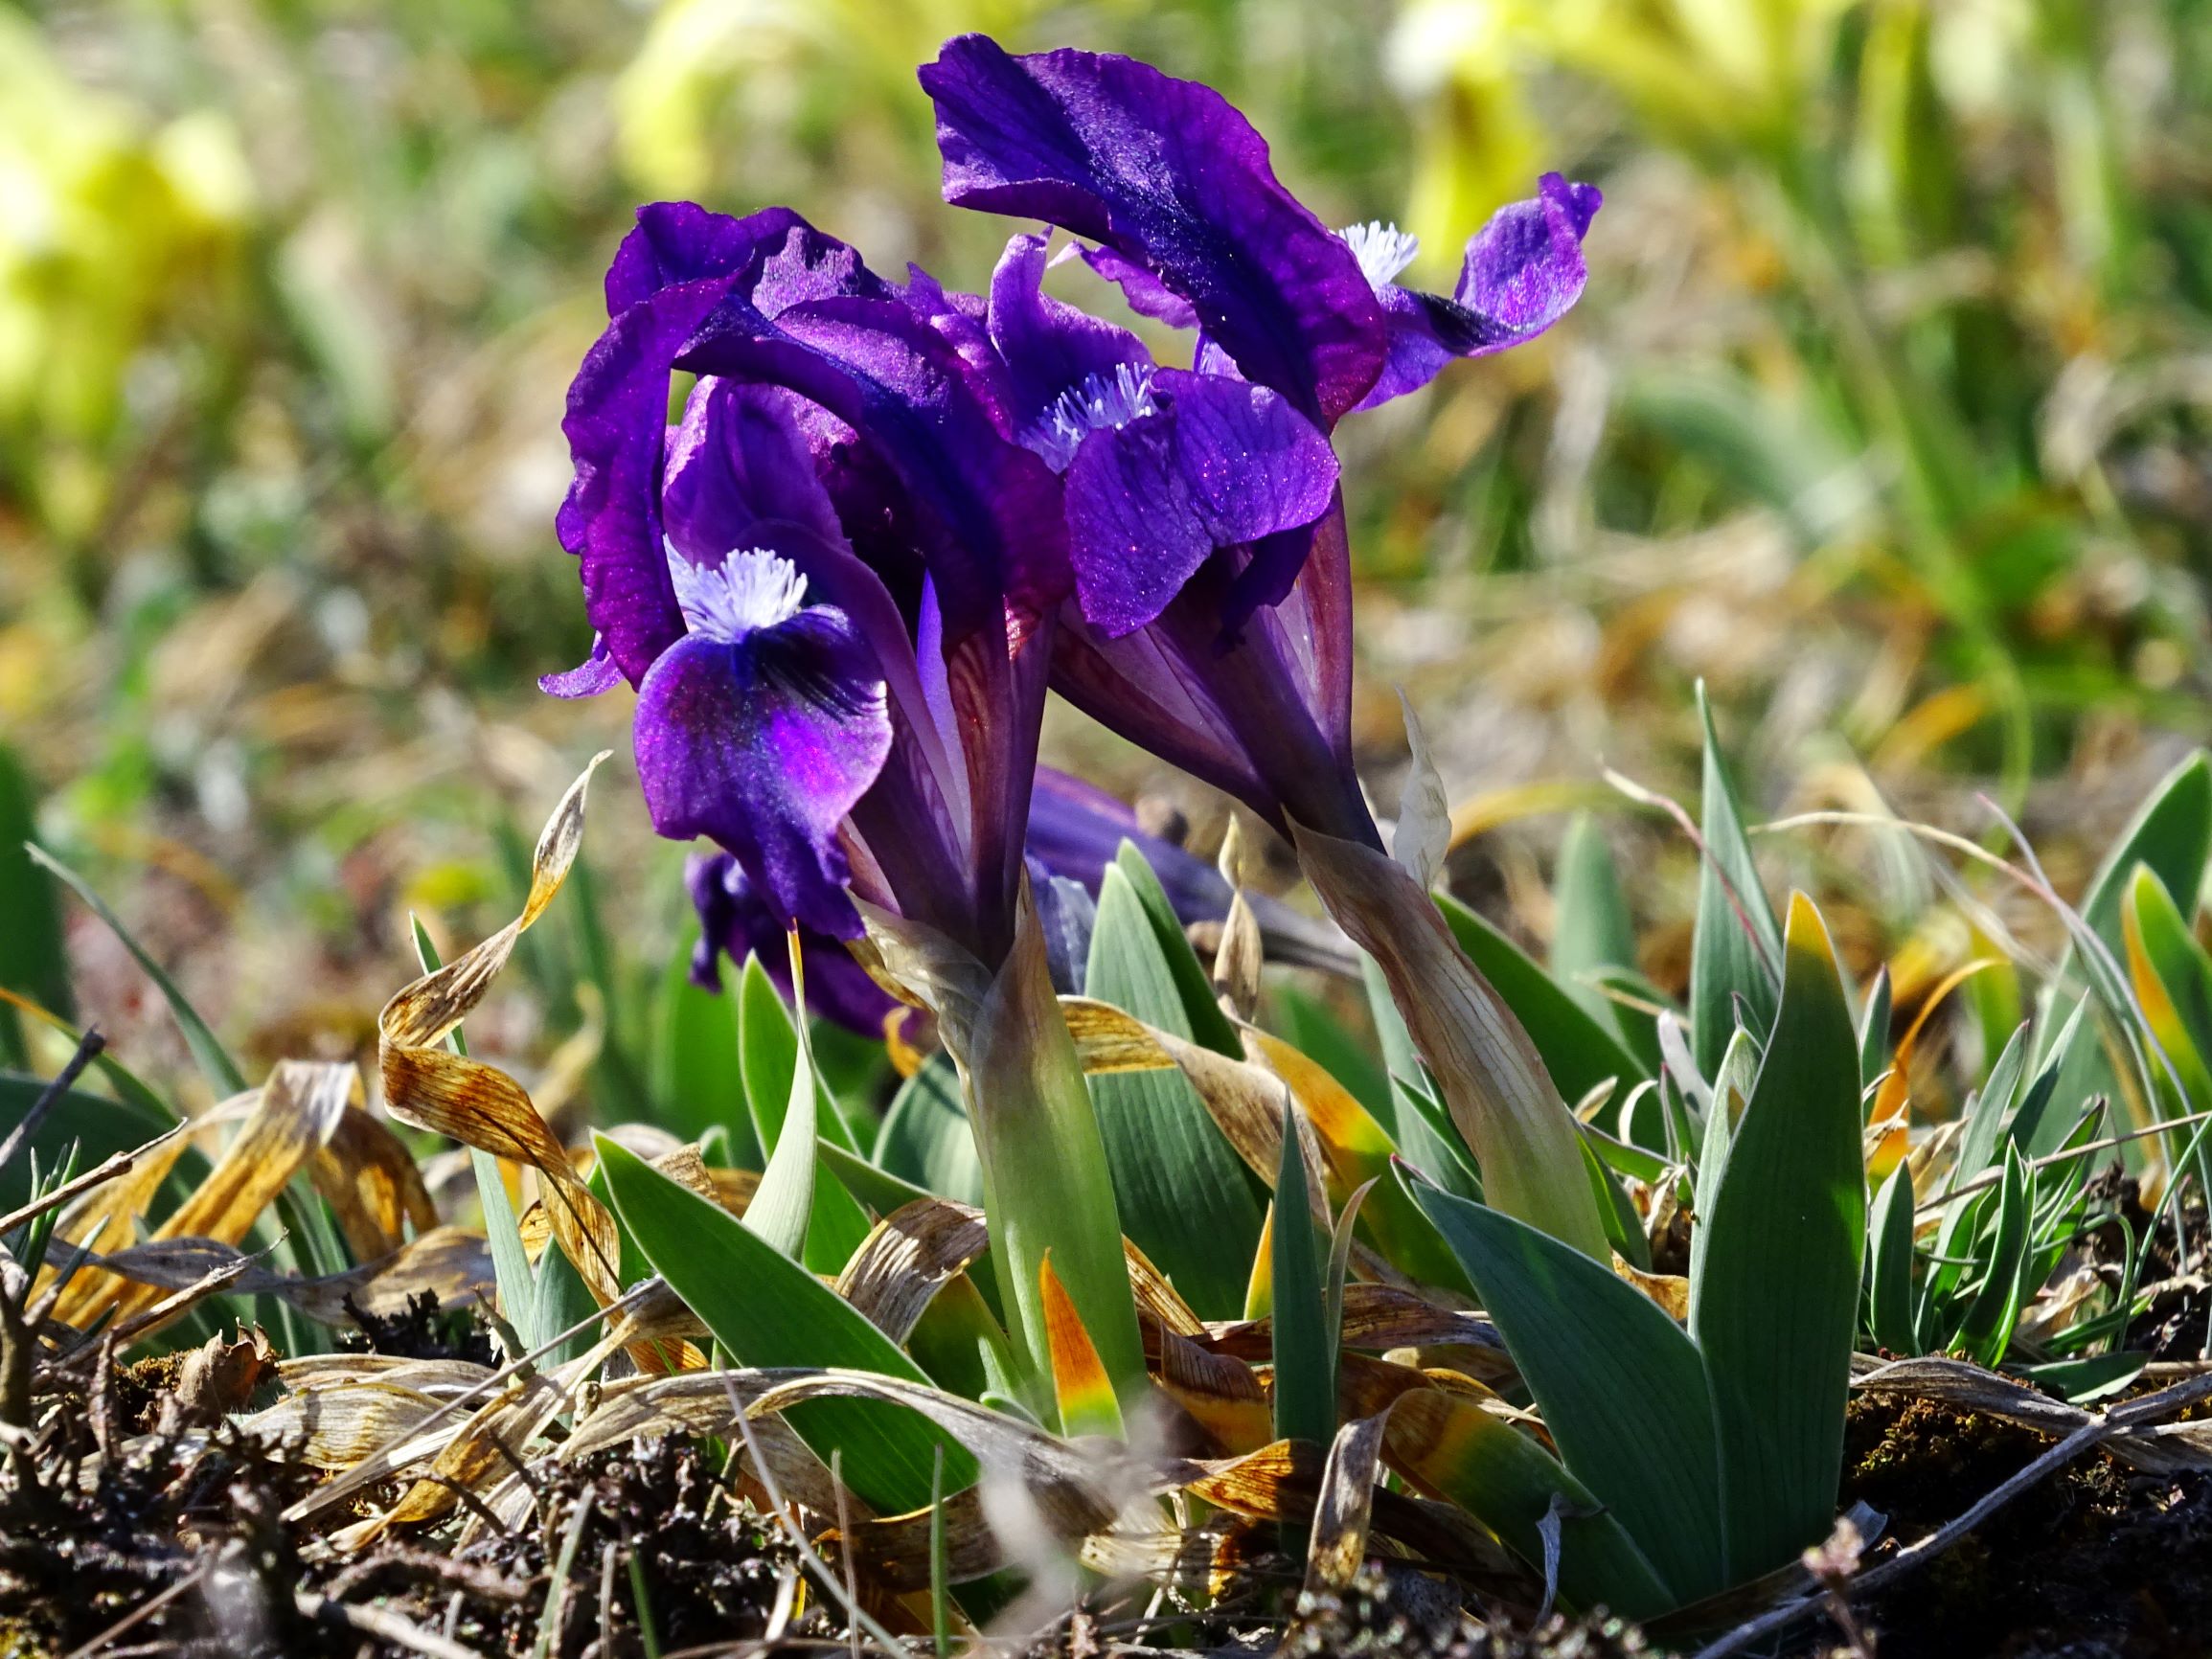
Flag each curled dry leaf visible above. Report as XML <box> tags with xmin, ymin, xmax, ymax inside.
<box><xmin>243</xmin><ymin>1379</ymin><xmax>455</xmax><ymax>1471</ymax></box>
<box><xmin>36</xmin><ymin>1120</ymin><xmax>194</xmax><ymax>1306</ymax></box>
<box><xmin>54</xmin><ymin>1060</ymin><xmax>354</xmax><ymax>1331</ymax></box>
<box><xmin>1212</xmin><ymin>821</ymin><xmax>1265</xmax><ymax>1021</ymax></box>
<box><xmin>855</xmin><ymin>898</ymin><xmax>993</xmax><ymax>1049</ymax></box>
<box><xmin>1151</xmin><ymin>1325</ymin><xmax>1272</xmax><ymax>1454</ymax></box>
<box><xmin>169</xmin><ymin>1325</ymin><xmax>280</xmax><ymax>1425</ymax></box>
<box><xmin>560</xmin><ymin>1369</ymin><xmax>848</xmax><ymax>1515</ymax></box>
<box><xmin>748</xmin><ymin>1369</ymin><xmax>1141</xmax><ymax>1540</ymax></box>
<box><xmin>834</xmin><ymin>1198</ymin><xmax>991</xmax><ymax>1346</ymax></box>
<box><xmin>377</xmin><ymin>755</ymin><xmax>624</xmax><ymax>1305</ymax></box>
<box><xmin>1126</xmin><ymin>1237</ymin><xmax>1207</xmax><ymax>1339</ymax></box>
<box><xmin>311</xmin><ymin>1105</ymin><xmax>441</xmax><ymax>1261</ymax></box>
<box><xmin>278</xmin><ymin>1354</ymin><xmax>497</xmax><ymax>1398</ymax></box>
<box><xmin>1613</xmin><ymin>1254</ymin><xmax>1691</xmax><ymax>1322</ymax></box>
<box><xmin>1302</xmin><ymin>1411</ymin><xmax>1396</xmax><ymax>1598</ymax></box>
<box><xmin>1197</xmin><ymin>1284</ymin><xmax>1506</xmax><ymax>1369</ymax></box>
<box><xmin>73</xmin><ymin>1225</ymin><xmax>492</xmax><ymax>1326</ymax></box>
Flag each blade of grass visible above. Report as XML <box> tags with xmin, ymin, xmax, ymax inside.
<box><xmin>0</xmin><ymin>747</ymin><xmax>71</xmax><ymax>1068</ymax></box>
<box><xmin>1084</xmin><ymin>862</ymin><xmax>1266</xmax><ymax>1319</ymax></box>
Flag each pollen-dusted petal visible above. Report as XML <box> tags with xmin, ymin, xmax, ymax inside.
<box><xmin>1058</xmin><ymin>368</ymin><xmax>1336</xmax><ymax>638</ymax></box>
<box><xmin>923</xmin><ymin>35</ymin><xmax>1386</xmax><ymax>425</ymax></box>
<box><xmin>1453</xmin><ymin>172</ymin><xmax>1601</xmax><ymax>343</ymax></box>
<box><xmin>1153</xmin><ymin>368</ymin><xmax>1338</xmax><ymax>549</ymax></box>
<box><xmin>1060</xmin><ymin>411</ymin><xmax>1212</xmax><ymax>640</ymax></box>
<box><xmin>1077</xmin><ymin>244</ymin><xmax>1198</xmax><ymax>330</ymax></box>
<box><xmin>633</xmin><ymin>602</ymin><xmax>891</xmax><ymax>941</ymax></box>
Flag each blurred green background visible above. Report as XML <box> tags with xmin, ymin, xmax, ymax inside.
<box><xmin>4</xmin><ymin>0</ymin><xmax>2209</xmax><ymax>1104</ymax></box>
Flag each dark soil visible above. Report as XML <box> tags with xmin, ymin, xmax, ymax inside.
<box><xmin>0</xmin><ymin>1371</ymin><xmax>813</xmax><ymax>1659</ymax></box>
<box><xmin>1284</xmin><ymin>1560</ymin><xmax>1650</xmax><ymax>1659</ymax></box>
<box><xmin>331</xmin><ymin>1432</ymin><xmax>804</xmax><ymax>1656</ymax></box>
<box><xmin>0</xmin><ymin>1416</ymin><xmax>325</xmax><ymax>1655</ymax></box>
<box><xmin>339</xmin><ymin>1289</ymin><xmax>499</xmax><ymax>1367</ymax></box>
<box><xmin>1814</xmin><ymin>1394</ymin><xmax>2212</xmax><ymax>1659</ymax></box>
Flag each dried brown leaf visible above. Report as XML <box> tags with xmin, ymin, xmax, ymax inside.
<box><xmin>56</xmin><ymin>1061</ymin><xmax>354</xmax><ymax>1330</ymax></box>
<box><xmin>310</xmin><ymin>1105</ymin><xmax>439</xmax><ymax>1261</ymax></box>
<box><xmin>834</xmin><ymin>1198</ymin><xmax>991</xmax><ymax>1346</ymax></box>
<box><xmin>377</xmin><ymin>756</ymin><xmax>624</xmax><ymax>1305</ymax></box>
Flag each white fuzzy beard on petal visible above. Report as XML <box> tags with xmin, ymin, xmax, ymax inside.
<box><xmin>669</xmin><ymin>545</ymin><xmax>810</xmax><ymax>645</ymax></box>
<box><xmin>1021</xmin><ymin>361</ymin><xmax>1159</xmax><ymax>472</ymax></box>
<box><xmin>1340</xmin><ymin>220</ymin><xmax>1421</xmax><ymax>291</ymax></box>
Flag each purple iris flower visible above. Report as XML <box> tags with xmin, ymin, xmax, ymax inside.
<box><xmin>921</xmin><ymin>36</ymin><xmax>1598</xmax><ymax>848</ymax></box>
<box><xmin>686</xmin><ymin>850</ymin><xmax>899</xmax><ymax>1035</ymax></box>
<box><xmin>547</xmin><ymin>37</ymin><xmax>1592</xmax><ymax>1000</ymax></box>
<box><xmin>545</xmin><ymin>201</ymin><xmax>1067</xmax><ymax>969</ymax></box>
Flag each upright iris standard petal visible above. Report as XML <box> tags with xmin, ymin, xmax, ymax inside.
<box><xmin>1060</xmin><ymin>369</ymin><xmax>1338</xmax><ymax>637</ymax></box>
<box><xmin>1077</xmin><ymin>244</ymin><xmax>1197</xmax><ymax>330</ymax></box>
<box><xmin>559</xmin><ymin>204</ymin><xmax>874</xmax><ymax>686</ymax></box>
<box><xmin>1349</xmin><ymin>174</ymin><xmax>1602</xmax><ymax>411</ymax></box>
<box><xmin>678</xmin><ymin>286</ymin><xmax>1071</xmax><ymax>637</ymax></box>
<box><xmin>634</xmin><ymin>551</ymin><xmax>892</xmax><ymax>940</ymax></box>
<box><xmin>922</xmin><ymin>35</ymin><xmax>1386</xmax><ymax>426</ymax></box>
<box><xmin>988</xmin><ymin>234</ymin><xmax>1149</xmax><ymax>437</ymax></box>
<box><xmin>663</xmin><ymin>377</ymin><xmax>848</xmax><ymax>558</ymax></box>
<box><xmin>685</xmin><ymin>851</ymin><xmax>899</xmax><ymax>1034</ymax></box>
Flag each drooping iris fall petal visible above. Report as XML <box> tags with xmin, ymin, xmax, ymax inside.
<box><xmin>1060</xmin><ymin>369</ymin><xmax>1337</xmax><ymax>637</ymax></box>
<box><xmin>634</xmin><ymin>552</ymin><xmax>892</xmax><ymax>940</ymax></box>
<box><xmin>685</xmin><ymin>851</ymin><xmax>899</xmax><ymax>1034</ymax></box>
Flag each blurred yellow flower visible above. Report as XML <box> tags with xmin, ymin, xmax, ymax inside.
<box><xmin>0</xmin><ymin>14</ymin><xmax>251</xmax><ymax>540</ymax></box>
<box><xmin>614</xmin><ymin>0</ymin><xmax>1038</xmax><ymax>199</ymax></box>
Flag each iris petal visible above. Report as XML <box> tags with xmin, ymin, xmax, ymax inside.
<box><xmin>988</xmin><ymin>233</ymin><xmax>1149</xmax><ymax>435</ymax></box>
<box><xmin>1060</xmin><ymin>368</ymin><xmax>1337</xmax><ymax>638</ymax></box>
<box><xmin>1353</xmin><ymin>173</ymin><xmax>1602</xmax><ymax>412</ymax></box>
<box><xmin>559</xmin><ymin>205</ymin><xmax>885</xmax><ymax>685</ymax></box>
<box><xmin>1455</xmin><ymin>172</ymin><xmax>1601</xmax><ymax>338</ymax></box>
<box><xmin>923</xmin><ymin>35</ymin><xmax>1385</xmax><ymax>425</ymax></box>
<box><xmin>1077</xmin><ymin>244</ymin><xmax>1198</xmax><ymax>330</ymax></box>
<box><xmin>686</xmin><ymin>851</ymin><xmax>898</xmax><ymax>1034</ymax></box>
<box><xmin>663</xmin><ymin>378</ymin><xmax>847</xmax><ymax>559</ymax></box>
<box><xmin>633</xmin><ymin>594</ymin><xmax>892</xmax><ymax>941</ymax></box>
<box><xmin>539</xmin><ymin>635</ymin><xmax>623</xmax><ymax>698</ymax></box>
<box><xmin>679</xmin><ymin>288</ymin><xmax>1071</xmax><ymax>636</ymax></box>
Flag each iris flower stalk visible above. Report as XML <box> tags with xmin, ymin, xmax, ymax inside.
<box><xmin>545</xmin><ymin>203</ymin><xmax>1142</xmax><ymax>1414</ymax></box>
<box><xmin>921</xmin><ymin>37</ymin><xmax>1614</xmax><ymax>1258</ymax></box>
